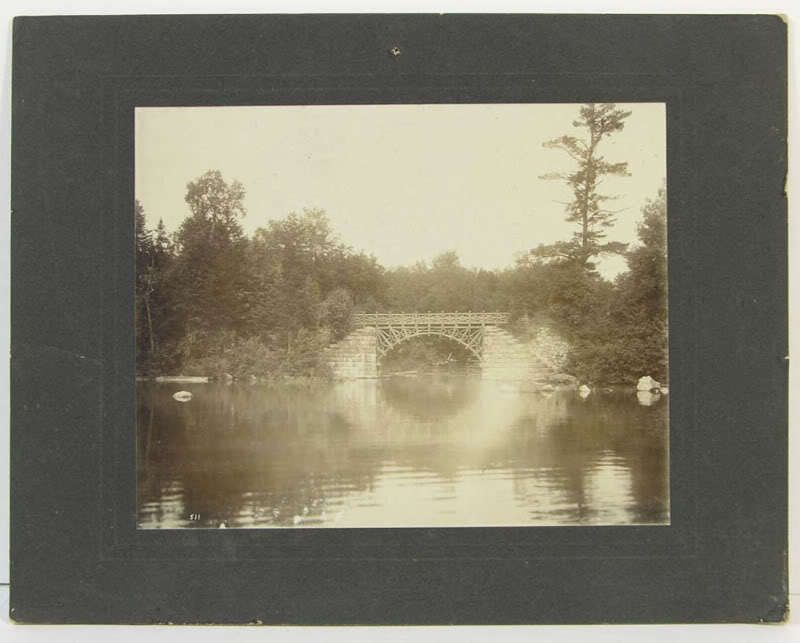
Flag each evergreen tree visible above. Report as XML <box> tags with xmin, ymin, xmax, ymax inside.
<box><xmin>135</xmin><ymin>203</ymin><xmax>179</xmax><ymax>373</ymax></box>
<box><xmin>536</xmin><ymin>103</ymin><xmax>632</xmax><ymax>269</ymax></box>
<box><xmin>566</xmin><ymin>187</ymin><xmax>668</xmax><ymax>383</ymax></box>
<box><xmin>613</xmin><ymin>187</ymin><xmax>668</xmax><ymax>380</ymax></box>
<box><xmin>134</xmin><ymin>200</ymin><xmax>154</xmax><ymax>361</ymax></box>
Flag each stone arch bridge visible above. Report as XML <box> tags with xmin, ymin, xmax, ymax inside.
<box><xmin>323</xmin><ymin>312</ymin><xmax>555</xmax><ymax>380</ymax></box>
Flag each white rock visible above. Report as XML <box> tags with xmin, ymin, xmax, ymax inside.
<box><xmin>172</xmin><ymin>390</ymin><xmax>193</xmax><ymax>402</ymax></box>
<box><xmin>636</xmin><ymin>376</ymin><xmax>660</xmax><ymax>391</ymax></box>
<box><xmin>659</xmin><ymin>386</ymin><xmax>669</xmax><ymax>394</ymax></box>
<box><xmin>578</xmin><ymin>384</ymin><xmax>591</xmax><ymax>398</ymax></box>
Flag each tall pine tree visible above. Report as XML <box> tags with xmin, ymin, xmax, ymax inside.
<box><xmin>536</xmin><ymin>103</ymin><xmax>632</xmax><ymax>269</ymax></box>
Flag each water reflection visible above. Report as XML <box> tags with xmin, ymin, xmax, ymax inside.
<box><xmin>138</xmin><ymin>375</ymin><xmax>669</xmax><ymax>528</ymax></box>
<box><xmin>637</xmin><ymin>390</ymin><xmax>662</xmax><ymax>406</ymax></box>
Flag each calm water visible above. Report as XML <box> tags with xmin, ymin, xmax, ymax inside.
<box><xmin>137</xmin><ymin>376</ymin><xmax>669</xmax><ymax>528</ymax></box>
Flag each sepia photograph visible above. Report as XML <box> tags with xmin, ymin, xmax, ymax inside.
<box><xmin>135</xmin><ymin>102</ymin><xmax>668</xmax><ymax>529</ymax></box>
<box><xmin>10</xmin><ymin>11</ymin><xmax>788</xmax><ymax>628</ymax></box>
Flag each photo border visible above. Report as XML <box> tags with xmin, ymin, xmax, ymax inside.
<box><xmin>11</xmin><ymin>14</ymin><xmax>787</xmax><ymax>623</ymax></box>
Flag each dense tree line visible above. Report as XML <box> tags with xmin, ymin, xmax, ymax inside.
<box><xmin>136</xmin><ymin>104</ymin><xmax>667</xmax><ymax>384</ymax></box>
<box><xmin>136</xmin><ymin>171</ymin><xmax>385</xmax><ymax>379</ymax></box>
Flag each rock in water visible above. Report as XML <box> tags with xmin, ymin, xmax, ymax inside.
<box><xmin>578</xmin><ymin>384</ymin><xmax>591</xmax><ymax>398</ymax></box>
<box><xmin>172</xmin><ymin>390</ymin><xmax>193</xmax><ymax>402</ymax></box>
<box><xmin>637</xmin><ymin>390</ymin><xmax>662</xmax><ymax>406</ymax></box>
<box><xmin>636</xmin><ymin>375</ymin><xmax>660</xmax><ymax>391</ymax></box>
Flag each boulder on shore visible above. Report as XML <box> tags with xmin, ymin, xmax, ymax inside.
<box><xmin>578</xmin><ymin>384</ymin><xmax>591</xmax><ymax>399</ymax></box>
<box><xmin>636</xmin><ymin>375</ymin><xmax>660</xmax><ymax>391</ymax></box>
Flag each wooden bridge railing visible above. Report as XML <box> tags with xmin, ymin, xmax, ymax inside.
<box><xmin>352</xmin><ymin>312</ymin><xmax>510</xmax><ymax>328</ymax></box>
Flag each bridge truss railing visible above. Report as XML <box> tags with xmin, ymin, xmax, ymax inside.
<box><xmin>352</xmin><ymin>312</ymin><xmax>510</xmax><ymax>328</ymax></box>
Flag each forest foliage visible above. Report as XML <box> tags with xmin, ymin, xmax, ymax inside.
<box><xmin>136</xmin><ymin>104</ymin><xmax>668</xmax><ymax>384</ymax></box>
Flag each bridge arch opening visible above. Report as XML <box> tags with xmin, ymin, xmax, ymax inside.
<box><xmin>378</xmin><ymin>333</ymin><xmax>481</xmax><ymax>375</ymax></box>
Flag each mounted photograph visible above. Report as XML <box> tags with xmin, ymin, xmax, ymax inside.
<box><xmin>135</xmin><ymin>102</ymin><xmax>668</xmax><ymax>529</ymax></box>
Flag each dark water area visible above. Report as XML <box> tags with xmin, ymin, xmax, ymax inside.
<box><xmin>137</xmin><ymin>376</ymin><xmax>669</xmax><ymax>528</ymax></box>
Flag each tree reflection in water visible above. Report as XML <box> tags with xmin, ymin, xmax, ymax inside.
<box><xmin>138</xmin><ymin>377</ymin><xmax>668</xmax><ymax>528</ymax></box>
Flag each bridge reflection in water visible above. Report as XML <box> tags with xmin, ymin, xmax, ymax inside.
<box><xmin>137</xmin><ymin>375</ymin><xmax>669</xmax><ymax>528</ymax></box>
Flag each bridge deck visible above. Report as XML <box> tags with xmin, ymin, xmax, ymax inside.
<box><xmin>352</xmin><ymin>312</ymin><xmax>510</xmax><ymax>328</ymax></box>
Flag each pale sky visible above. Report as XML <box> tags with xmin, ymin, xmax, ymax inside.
<box><xmin>135</xmin><ymin>103</ymin><xmax>665</xmax><ymax>278</ymax></box>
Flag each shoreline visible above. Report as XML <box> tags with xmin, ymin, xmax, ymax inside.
<box><xmin>135</xmin><ymin>373</ymin><xmax>666</xmax><ymax>393</ymax></box>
